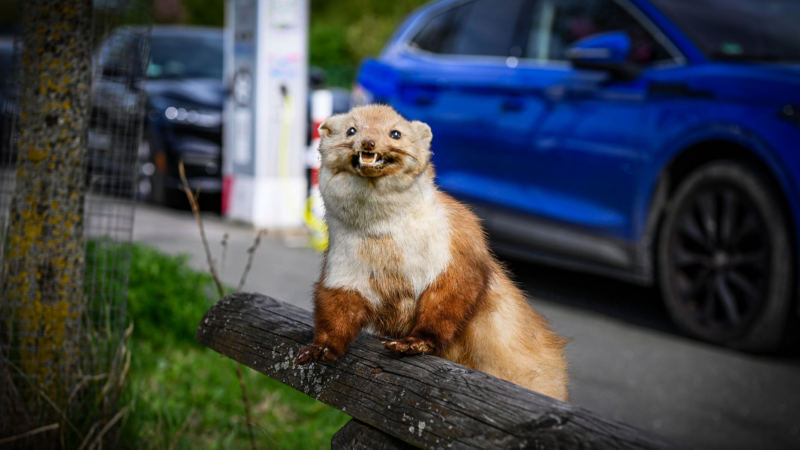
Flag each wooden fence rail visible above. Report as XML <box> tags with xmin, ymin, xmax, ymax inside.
<box><xmin>196</xmin><ymin>292</ymin><xmax>688</xmax><ymax>450</ymax></box>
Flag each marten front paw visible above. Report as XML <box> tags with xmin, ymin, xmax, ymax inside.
<box><xmin>295</xmin><ymin>344</ymin><xmax>339</xmax><ymax>365</ymax></box>
<box><xmin>385</xmin><ymin>337</ymin><xmax>434</xmax><ymax>355</ymax></box>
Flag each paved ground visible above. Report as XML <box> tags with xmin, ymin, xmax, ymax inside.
<box><xmin>133</xmin><ymin>203</ymin><xmax>800</xmax><ymax>450</ymax></box>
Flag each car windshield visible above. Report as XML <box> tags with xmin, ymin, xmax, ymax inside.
<box><xmin>650</xmin><ymin>0</ymin><xmax>800</xmax><ymax>62</ymax></box>
<box><xmin>148</xmin><ymin>34</ymin><xmax>223</xmax><ymax>79</ymax></box>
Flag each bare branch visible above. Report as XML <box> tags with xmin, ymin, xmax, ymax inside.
<box><xmin>236</xmin><ymin>363</ymin><xmax>258</xmax><ymax>450</ymax></box>
<box><xmin>178</xmin><ymin>162</ymin><xmax>257</xmax><ymax>450</ymax></box>
<box><xmin>1</xmin><ymin>355</ymin><xmax>84</xmax><ymax>440</ymax></box>
<box><xmin>237</xmin><ymin>230</ymin><xmax>266</xmax><ymax>292</ymax></box>
<box><xmin>85</xmin><ymin>402</ymin><xmax>131</xmax><ymax>450</ymax></box>
<box><xmin>75</xmin><ymin>422</ymin><xmax>100</xmax><ymax>450</ymax></box>
<box><xmin>221</xmin><ymin>233</ymin><xmax>229</xmax><ymax>280</ymax></box>
<box><xmin>243</xmin><ymin>417</ymin><xmax>285</xmax><ymax>450</ymax></box>
<box><xmin>0</xmin><ymin>423</ymin><xmax>59</xmax><ymax>445</ymax></box>
<box><xmin>168</xmin><ymin>408</ymin><xmax>196</xmax><ymax>450</ymax></box>
<box><xmin>178</xmin><ymin>161</ymin><xmax>225</xmax><ymax>297</ymax></box>
<box><xmin>68</xmin><ymin>374</ymin><xmax>108</xmax><ymax>404</ymax></box>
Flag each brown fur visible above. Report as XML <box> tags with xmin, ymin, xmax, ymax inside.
<box><xmin>295</xmin><ymin>105</ymin><xmax>569</xmax><ymax>401</ymax></box>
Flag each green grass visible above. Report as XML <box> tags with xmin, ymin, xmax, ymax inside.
<box><xmin>118</xmin><ymin>244</ymin><xmax>349</xmax><ymax>449</ymax></box>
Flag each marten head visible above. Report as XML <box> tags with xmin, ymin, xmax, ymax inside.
<box><xmin>318</xmin><ymin>105</ymin><xmax>433</xmax><ymax>180</ymax></box>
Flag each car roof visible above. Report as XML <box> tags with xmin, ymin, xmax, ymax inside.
<box><xmin>112</xmin><ymin>25</ymin><xmax>222</xmax><ymax>39</ymax></box>
<box><xmin>150</xmin><ymin>26</ymin><xmax>222</xmax><ymax>38</ymax></box>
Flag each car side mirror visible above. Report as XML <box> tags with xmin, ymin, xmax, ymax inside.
<box><xmin>309</xmin><ymin>66</ymin><xmax>327</xmax><ymax>90</ymax></box>
<box><xmin>567</xmin><ymin>31</ymin><xmax>640</xmax><ymax>81</ymax></box>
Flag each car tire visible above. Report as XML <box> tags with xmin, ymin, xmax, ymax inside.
<box><xmin>137</xmin><ymin>131</ymin><xmax>166</xmax><ymax>205</ymax></box>
<box><xmin>657</xmin><ymin>160</ymin><xmax>793</xmax><ymax>352</ymax></box>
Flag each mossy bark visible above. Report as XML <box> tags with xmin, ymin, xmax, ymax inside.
<box><xmin>2</xmin><ymin>0</ymin><xmax>93</xmax><ymax>424</ymax></box>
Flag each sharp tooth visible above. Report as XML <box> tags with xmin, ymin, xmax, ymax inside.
<box><xmin>359</xmin><ymin>152</ymin><xmax>378</xmax><ymax>164</ymax></box>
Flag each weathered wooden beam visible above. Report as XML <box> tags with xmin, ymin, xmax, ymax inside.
<box><xmin>196</xmin><ymin>293</ymin><xmax>688</xmax><ymax>450</ymax></box>
<box><xmin>332</xmin><ymin>419</ymin><xmax>418</xmax><ymax>450</ymax></box>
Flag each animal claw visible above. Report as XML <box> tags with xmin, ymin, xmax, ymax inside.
<box><xmin>295</xmin><ymin>344</ymin><xmax>338</xmax><ymax>365</ymax></box>
<box><xmin>385</xmin><ymin>336</ymin><xmax>434</xmax><ymax>355</ymax></box>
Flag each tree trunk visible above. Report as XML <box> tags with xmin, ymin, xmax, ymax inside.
<box><xmin>2</xmin><ymin>0</ymin><xmax>93</xmax><ymax>425</ymax></box>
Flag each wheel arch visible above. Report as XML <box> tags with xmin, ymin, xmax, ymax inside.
<box><xmin>641</xmin><ymin>138</ymin><xmax>798</xmax><ymax>300</ymax></box>
<box><xmin>663</xmin><ymin>140</ymin><xmax>789</xmax><ymax>203</ymax></box>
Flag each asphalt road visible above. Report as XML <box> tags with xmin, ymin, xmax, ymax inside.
<box><xmin>133</xmin><ymin>203</ymin><xmax>800</xmax><ymax>450</ymax></box>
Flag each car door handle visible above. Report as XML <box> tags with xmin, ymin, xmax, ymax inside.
<box><xmin>501</xmin><ymin>97</ymin><xmax>524</xmax><ymax>111</ymax></box>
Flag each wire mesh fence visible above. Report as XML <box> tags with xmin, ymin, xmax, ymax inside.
<box><xmin>0</xmin><ymin>0</ymin><xmax>151</xmax><ymax>447</ymax></box>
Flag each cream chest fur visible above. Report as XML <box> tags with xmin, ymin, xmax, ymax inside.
<box><xmin>319</xmin><ymin>166</ymin><xmax>452</xmax><ymax>307</ymax></box>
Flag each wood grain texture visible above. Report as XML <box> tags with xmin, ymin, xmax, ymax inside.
<box><xmin>332</xmin><ymin>419</ymin><xmax>418</xmax><ymax>450</ymax></box>
<box><xmin>196</xmin><ymin>293</ymin><xmax>689</xmax><ymax>450</ymax></box>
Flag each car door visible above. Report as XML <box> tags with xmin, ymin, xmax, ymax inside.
<box><xmin>514</xmin><ymin>0</ymin><xmax>679</xmax><ymax>242</ymax></box>
<box><xmin>391</xmin><ymin>0</ymin><xmax>549</xmax><ymax>204</ymax></box>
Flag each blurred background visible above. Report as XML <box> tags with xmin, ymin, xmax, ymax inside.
<box><xmin>1</xmin><ymin>0</ymin><xmax>800</xmax><ymax>449</ymax></box>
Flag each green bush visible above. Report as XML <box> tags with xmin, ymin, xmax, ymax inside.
<box><xmin>115</xmin><ymin>244</ymin><xmax>348</xmax><ymax>449</ymax></box>
<box><xmin>183</xmin><ymin>0</ymin><xmax>225</xmax><ymax>27</ymax></box>
<box><xmin>126</xmin><ymin>244</ymin><xmax>217</xmax><ymax>348</ymax></box>
<box><xmin>309</xmin><ymin>0</ymin><xmax>429</xmax><ymax>87</ymax></box>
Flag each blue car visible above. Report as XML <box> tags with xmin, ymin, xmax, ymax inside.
<box><xmin>355</xmin><ymin>0</ymin><xmax>800</xmax><ymax>351</ymax></box>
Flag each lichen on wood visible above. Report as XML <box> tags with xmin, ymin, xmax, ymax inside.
<box><xmin>2</xmin><ymin>0</ymin><xmax>94</xmax><ymax>408</ymax></box>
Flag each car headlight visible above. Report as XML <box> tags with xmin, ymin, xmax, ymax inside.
<box><xmin>162</xmin><ymin>105</ymin><xmax>222</xmax><ymax>128</ymax></box>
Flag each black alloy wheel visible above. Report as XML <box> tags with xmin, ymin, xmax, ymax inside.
<box><xmin>658</xmin><ymin>160</ymin><xmax>793</xmax><ymax>352</ymax></box>
<box><xmin>137</xmin><ymin>130</ymin><xmax>166</xmax><ymax>205</ymax></box>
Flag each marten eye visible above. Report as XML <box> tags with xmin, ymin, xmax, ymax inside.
<box><xmin>346</xmin><ymin>127</ymin><xmax>357</xmax><ymax>136</ymax></box>
<box><xmin>389</xmin><ymin>130</ymin><xmax>401</xmax><ymax>140</ymax></box>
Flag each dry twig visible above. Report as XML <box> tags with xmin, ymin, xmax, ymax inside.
<box><xmin>237</xmin><ymin>229</ymin><xmax>266</xmax><ymax>292</ymax></box>
<box><xmin>236</xmin><ymin>363</ymin><xmax>258</xmax><ymax>449</ymax></box>
<box><xmin>1</xmin><ymin>355</ymin><xmax>83</xmax><ymax>440</ymax></box>
<box><xmin>221</xmin><ymin>233</ymin><xmax>229</xmax><ymax>279</ymax></box>
<box><xmin>84</xmin><ymin>402</ymin><xmax>131</xmax><ymax>450</ymax></box>
<box><xmin>67</xmin><ymin>374</ymin><xmax>108</xmax><ymax>404</ymax></box>
<box><xmin>167</xmin><ymin>408</ymin><xmax>196</xmax><ymax>450</ymax></box>
<box><xmin>75</xmin><ymin>422</ymin><xmax>100</xmax><ymax>450</ymax></box>
<box><xmin>178</xmin><ymin>161</ymin><xmax>225</xmax><ymax>296</ymax></box>
<box><xmin>0</xmin><ymin>423</ymin><xmax>59</xmax><ymax>445</ymax></box>
<box><xmin>244</xmin><ymin>417</ymin><xmax>285</xmax><ymax>450</ymax></box>
<box><xmin>178</xmin><ymin>160</ymin><xmax>258</xmax><ymax>450</ymax></box>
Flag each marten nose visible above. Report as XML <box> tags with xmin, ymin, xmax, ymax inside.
<box><xmin>361</xmin><ymin>139</ymin><xmax>375</xmax><ymax>151</ymax></box>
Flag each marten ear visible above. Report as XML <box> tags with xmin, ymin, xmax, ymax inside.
<box><xmin>319</xmin><ymin>114</ymin><xmax>346</xmax><ymax>139</ymax></box>
<box><xmin>411</xmin><ymin>120</ymin><xmax>433</xmax><ymax>149</ymax></box>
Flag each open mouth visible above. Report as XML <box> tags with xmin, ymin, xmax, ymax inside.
<box><xmin>358</xmin><ymin>151</ymin><xmax>382</xmax><ymax>166</ymax></box>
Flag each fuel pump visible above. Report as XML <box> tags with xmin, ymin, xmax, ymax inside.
<box><xmin>223</xmin><ymin>0</ymin><xmax>308</xmax><ymax>229</ymax></box>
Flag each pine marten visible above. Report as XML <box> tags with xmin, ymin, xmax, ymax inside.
<box><xmin>295</xmin><ymin>105</ymin><xmax>568</xmax><ymax>401</ymax></box>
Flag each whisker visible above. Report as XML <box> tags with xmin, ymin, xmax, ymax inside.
<box><xmin>331</xmin><ymin>142</ymin><xmax>355</xmax><ymax>150</ymax></box>
<box><xmin>387</xmin><ymin>147</ymin><xmax>419</xmax><ymax>163</ymax></box>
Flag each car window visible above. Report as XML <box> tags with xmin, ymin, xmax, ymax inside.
<box><xmin>650</xmin><ymin>0</ymin><xmax>800</xmax><ymax>62</ymax></box>
<box><xmin>409</xmin><ymin>5</ymin><xmax>465</xmax><ymax>54</ymax></box>
<box><xmin>148</xmin><ymin>34</ymin><xmax>223</xmax><ymax>80</ymax></box>
<box><xmin>409</xmin><ymin>0</ymin><xmax>527</xmax><ymax>57</ymax></box>
<box><xmin>525</xmin><ymin>0</ymin><xmax>672</xmax><ymax>65</ymax></box>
